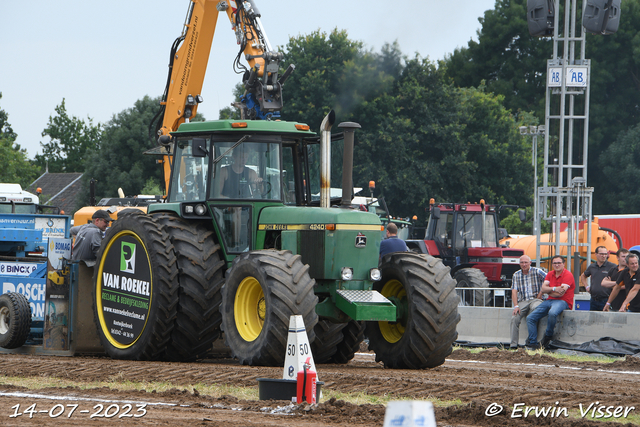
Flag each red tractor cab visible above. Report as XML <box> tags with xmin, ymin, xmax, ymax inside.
<box><xmin>406</xmin><ymin>199</ymin><xmax>523</xmax><ymax>306</ymax></box>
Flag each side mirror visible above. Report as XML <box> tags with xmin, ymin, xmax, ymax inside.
<box><xmin>431</xmin><ymin>207</ymin><xmax>441</xmax><ymax>220</ymax></box>
<box><xmin>518</xmin><ymin>209</ymin><xmax>527</xmax><ymax>222</ymax></box>
<box><xmin>191</xmin><ymin>138</ymin><xmax>209</xmax><ymax>157</ymax></box>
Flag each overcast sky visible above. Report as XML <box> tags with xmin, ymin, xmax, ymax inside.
<box><xmin>0</xmin><ymin>0</ymin><xmax>495</xmax><ymax>158</ymax></box>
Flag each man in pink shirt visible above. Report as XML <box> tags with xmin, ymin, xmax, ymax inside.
<box><xmin>525</xmin><ymin>255</ymin><xmax>575</xmax><ymax>350</ymax></box>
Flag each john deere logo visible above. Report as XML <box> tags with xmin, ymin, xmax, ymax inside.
<box><xmin>355</xmin><ymin>233</ymin><xmax>367</xmax><ymax>248</ymax></box>
<box><xmin>121</xmin><ymin>241</ymin><xmax>136</xmax><ymax>274</ymax></box>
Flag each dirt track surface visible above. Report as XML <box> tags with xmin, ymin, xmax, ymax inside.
<box><xmin>0</xmin><ymin>348</ymin><xmax>639</xmax><ymax>426</ymax></box>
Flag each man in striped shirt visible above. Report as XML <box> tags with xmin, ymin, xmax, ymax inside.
<box><xmin>510</xmin><ymin>255</ymin><xmax>546</xmax><ymax>349</ymax></box>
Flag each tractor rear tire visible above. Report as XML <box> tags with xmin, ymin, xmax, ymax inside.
<box><xmin>330</xmin><ymin>319</ymin><xmax>366</xmax><ymax>364</ymax></box>
<box><xmin>366</xmin><ymin>253</ymin><xmax>460</xmax><ymax>369</ymax></box>
<box><xmin>153</xmin><ymin>213</ymin><xmax>225</xmax><ymax>362</ymax></box>
<box><xmin>94</xmin><ymin>211</ymin><xmax>179</xmax><ymax>360</ymax></box>
<box><xmin>311</xmin><ymin>319</ymin><xmax>345</xmax><ymax>364</ymax></box>
<box><xmin>221</xmin><ymin>250</ymin><xmax>318</xmax><ymax>366</ymax></box>
<box><xmin>454</xmin><ymin>268</ymin><xmax>492</xmax><ymax>307</ymax></box>
<box><xmin>0</xmin><ymin>292</ymin><xmax>31</xmax><ymax>349</ymax></box>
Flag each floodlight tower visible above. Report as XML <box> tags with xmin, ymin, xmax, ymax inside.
<box><xmin>526</xmin><ymin>0</ymin><xmax>620</xmax><ymax>282</ymax></box>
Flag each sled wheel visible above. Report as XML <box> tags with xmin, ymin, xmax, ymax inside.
<box><xmin>0</xmin><ymin>292</ymin><xmax>31</xmax><ymax>349</ymax></box>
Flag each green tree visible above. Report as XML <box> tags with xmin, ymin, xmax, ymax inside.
<box><xmin>79</xmin><ymin>96</ymin><xmax>166</xmax><ymax>208</ymax></box>
<box><xmin>0</xmin><ymin>92</ymin><xmax>40</xmax><ymax>186</ymax></box>
<box><xmin>500</xmin><ymin>207</ymin><xmax>551</xmax><ymax>235</ymax></box>
<box><xmin>280</xmin><ymin>30</ymin><xmax>397</xmax><ymax>129</ymax></box>
<box><xmin>218</xmin><ymin>83</ymin><xmax>244</xmax><ymax>120</ymax></box>
<box><xmin>34</xmin><ymin>99</ymin><xmax>102</xmax><ymax>173</ymax></box>
<box><xmin>600</xmin><ymin>123</ymin><xmax>640</xmax><ymax>213</ymax></box>
<box><xmin>356</xmin><ymin>58</ymin><xmax>532</xmax><ymax>221</ymax></box>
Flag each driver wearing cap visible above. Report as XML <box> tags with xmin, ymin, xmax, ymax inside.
<box><xmin>70</xmin><ymin>209</ymin><xmax>113</xmax><ymax>266</ymax></box>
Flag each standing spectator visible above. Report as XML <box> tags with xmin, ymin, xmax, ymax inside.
<box><xmin>525</xmin><ymin>256</ymin><xmax>575</xmax><ymax>350</ymax></box>
<box><xmin>604</xmin><ymin>253</ymin><xmax>640</xmax><ymax>313</ymax></box>
<box><xmin>70</xmin><ymin>209</ymin><xmax>113</xmax><ymax>267</ymax></box>
<box><xmin>509</xmin><ymin>255</ymin><xmax>546</xmax><ymax>350</ymax></box>
<box><xmin>601</xmin><ymin>248</ymin><xmax>629</xmax><ymax>311</ymax></box>
<box><xmin>579</xmin><ymin>246</ymin><xmax>616</xmax><ymax>311</ymax></box>
<box><xmin>379</xmin><ymin>222</ymin><xmax>408</xmax><ymax>259</ymax></box>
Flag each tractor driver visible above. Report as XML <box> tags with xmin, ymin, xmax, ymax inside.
<box><xmin>215</xmin><ymin>146</ymin><xmax>263</xmax><ymax>199</ymax></box>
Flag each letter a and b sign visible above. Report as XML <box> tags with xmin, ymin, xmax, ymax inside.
<box><xmin>547</xmin><ymin>66</ymin><xmax>588</xmax><ymax>88</ymax></box>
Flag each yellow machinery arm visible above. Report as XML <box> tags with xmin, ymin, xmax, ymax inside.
<box><xmin>154</xmin><ymin>0</ymin><xmax>294</xmax><ymax>191</ymax></box>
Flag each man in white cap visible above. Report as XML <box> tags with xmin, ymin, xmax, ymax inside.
<box><xmin>70</xmin><ymin>210</ymin><xmax>113</xmax><ymax>266</ymax></box>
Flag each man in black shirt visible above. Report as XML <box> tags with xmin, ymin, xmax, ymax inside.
<box><xmin>601</xmin><ymin>248</ymin><xmax>629</xmax><ymax>311</ymax></box>
<box><xmin>604</xmin><ymin>253</ymin><xmax>640</xmax><ymax>312</ymax></box>
<box><xmin>580</xmin><ymin>245</ymin><xmax>616</xmax><ymax>311</ymax></box>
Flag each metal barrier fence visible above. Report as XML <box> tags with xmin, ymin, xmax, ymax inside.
<box><xmin>456</xmin><ymin>287</ymin><xmax>511</xmax><ymax>308</ymax></box>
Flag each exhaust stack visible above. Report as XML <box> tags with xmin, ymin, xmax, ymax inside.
<box><xmin>338</xmin><ymin>122</ymin><xmax>361</xmax><ymax>207</ymax></box>
<box><xmin>320</xmin><ymin>110</ymin><xmax>335</xmax><ymax>208</ymax></box>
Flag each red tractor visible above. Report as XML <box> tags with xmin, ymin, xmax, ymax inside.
<box><xmin>406</xmin><ymin>199</ymin><xmax>523</xmax><ymax>306</ymax></box>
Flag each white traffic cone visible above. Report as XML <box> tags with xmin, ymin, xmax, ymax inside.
<box><xmin>282</xmin><ymin>315</ymin><xmax>319</xmax><ymax>382</ymax></box>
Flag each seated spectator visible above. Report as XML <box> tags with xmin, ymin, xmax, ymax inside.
<box><xmin>525</xmin><ymin>255</ymin><xmax>575</xmax><ymax>350</ymax></box>
<box><xmin>510</xmin><ymin>255</ymin><xmax>546</xmax><ymax>350</ymax></box>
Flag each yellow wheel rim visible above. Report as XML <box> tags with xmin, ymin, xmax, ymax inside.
<box><xmin>234</xmin><ymin>276</ymin><xmax>265</xmax><ymax>342</ymax></box>
<box><xmin>378</xmin><ymin>279</ymin><xmax>406</xmax><ymax>343</ymax></box>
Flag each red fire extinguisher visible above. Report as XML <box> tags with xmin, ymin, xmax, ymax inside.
<box><xmin>296</xmin><ymin>357</ymin><xmax>316</xmax><ymax>404</ymax></box>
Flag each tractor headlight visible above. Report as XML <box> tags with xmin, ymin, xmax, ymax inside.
<box><xmin>341</xmin><ymin>267</ymin><xmax>354</xmax><ymax>281</ymax></box>
<box><xmin>194</xmin><ymin>204</ymin><xmax>207</xmax><ymax>216</ymax></box>
<box><xmin>370</xmin><ymin>268</ymin><xmax>381</xmax><ymax>281</ymax></box>
<box><xmin>184</xmin><ymin>205</ymin><xmax>194</xmax><ymax>214</ymax></box>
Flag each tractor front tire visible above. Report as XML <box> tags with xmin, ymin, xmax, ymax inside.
<box><xmin>454</xmin><ymin>268</ymin><xmax>492</xmax><ymax>307</ymax></box>
<box><xmin>153</xmin><ymin>213</ymin><xmax>225</xmax><ymax>362</ymax></box>
<box><xmin>221</xmin><ymin>250</ymin><xmax>318</xmax><ymax>366</ymax></box>
<box><xmin>94</xmin><ymin>211</ymin><xmax>179</xmax><ymax>360</ymax></box>
<box><xmin>0</xmin><ymin>292</ymin><xmax>31</xmax><ymax>349</ymax></box>
<box><xmin>366</xmin><ymin>253</ymin><xmax>460</xmax><ymax>369</ymax></box>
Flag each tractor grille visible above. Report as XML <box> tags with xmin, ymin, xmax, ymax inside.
<box><xmin>501</xmin><ymin>263</ymin><xmax>520</xmax><ymax>281</ymax></box>
<box><xmin>503</xmin><ymin>250</ymin><xmax>524</xmax><ymax>257</ymax></box>
<box><xmin>299</xmin><ymin>230</ymin><xmax>325</xmax><ymax>279</ymax></box>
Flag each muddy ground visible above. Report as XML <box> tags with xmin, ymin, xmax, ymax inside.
<box><xmin>0</xmin><ymin>347</ymin><xmax>639</xmax><ymax>426</ymax></box>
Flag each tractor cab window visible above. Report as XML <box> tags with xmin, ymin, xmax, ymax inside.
<box><xmin>211</xmin><ymin>141</ymin><xmax>281</xmax><ymax>200</ymax></box>
<box><xmin>433</xmin><ymin>212</ymin><xmax>454</xmax><ymax>247</ymax></box>
<box><xmin>454</xmin><ymin>212</ymin><xmax>498</xmax><ymax>249</ymax></box>
<box><xmin>169</xmin><ymin>137</ymin><xmax>210</xmax><ymax>203</ymax></box>
<box><xmin>282</xmin><ymin>145</ymin><xmax>296</xmax><ymax>205</ymax></box>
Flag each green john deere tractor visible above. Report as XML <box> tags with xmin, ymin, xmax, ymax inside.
<box><xmin>93</xmin><ymin>114</ymin><xmax>460</xmax><ymax>369</ymax></box>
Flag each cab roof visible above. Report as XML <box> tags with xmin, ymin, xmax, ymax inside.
<box><xmin>172</xmin><ymin>119</ymin><xmax>316</xmax><ymax>136</ymax></box>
